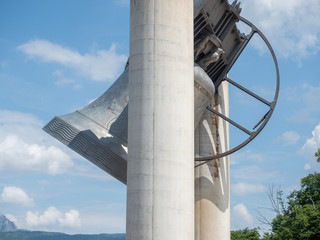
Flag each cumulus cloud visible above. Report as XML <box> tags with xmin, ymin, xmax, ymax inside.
<box><xmin>0</xmin><ymin>134</ymin><xmax>73</xmax><ymax>175</ymax></box>
<box><xmin>0</xmin><ymin>110</ymin><xmax>73</xmax><ymax>175</ymax></box>
<box><xmin>59</xmin><ymin>210</ymin><xmax>82</xmax><ymax>228</ymax></box>
<box><xmin>0</xmin><ymin>110</ymin><xmax>118</xmax><ymax>179</ymax></box>
<box><xmin>232</xmin><ymin>182</ymin><xmax>266</xmax><ymax>196</ymax></box>
<box><xmin>301</xmin><ymin>122</ymin><xmax>320</xmax><ymax>155</ymax></box>
<box><xmin>233</xmin><ymin>203</ymin><xmax>254</xmax><ymax>227</ymax></box>
<box><xmin>26</xmin><ymin>207</ymin><xmax>81</xmax><ymax>228</ymax></box>
<box><xmin>240</xmin><ymin>0</ymin><xmax>320</xmax><ymax>59</ymax></box>
<box><xmin>274</xmin><ymin>131</ymin><xmax>300</xmax><ymax>146</ymax></box>
<box><xmin>17</xmin><ymin>39</ymin><xmax>127</xmax><ymax>82</ymax></box>
<box><xmin>298</xmin><ymin>122</ymin><xmax>320</xmax><ymax>172</ymax></box>
<box><xmin>1</xmin><ymin>186</ymin><xmax>34</xmax><ymax>206</ymax></box>
<box><xmin>300</xmin><ymin>122</ymin><xmax>320</xmax><ymax>171</ymax></box>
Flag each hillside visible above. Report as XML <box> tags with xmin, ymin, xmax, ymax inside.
<box><xmin>0</xmin><ymin>214</ymin><xmax>17</xmax><ymax>232</ymax></box>
<box><xmin>0</xmin><ymin>214</ymin><xmax>125</xmax><ymax>240</ymax></box>
<box><xmin>0</xmin><ymin>231</ymin><xmax>126</xmax><ymax>240</ymax></box>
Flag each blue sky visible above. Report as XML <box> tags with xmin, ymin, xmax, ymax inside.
<box><xmin>0</xmin><ymin>0</ymin><xmax>320</xmax><ymax>235</ymax></box>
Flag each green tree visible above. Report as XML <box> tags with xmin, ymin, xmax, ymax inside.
<box><xmin>266</xmin><ymin>173</ymin><xmax>320</xmax><ymax>240</ymax></box>
<box><xmin>231</xmin><ymin>228</ymin><xmax>261</xmax><ymax>240</ymax></box>
<box><xmin>315</xmin><ymin>149</ymin><xmax>320</xmax><ymax>163</ymax></box>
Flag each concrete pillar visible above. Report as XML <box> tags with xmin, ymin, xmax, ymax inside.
<box><xmin>127</xmin><ymin>0</ymin><xmax>194</xmax><ymax>240</ymax></box>
<box><xmin>195</xmin><ymin>81</ymin><xmax>230</xmax><ymax>240</ymax></box>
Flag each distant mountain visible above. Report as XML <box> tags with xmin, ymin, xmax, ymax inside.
<box><xmin>0</xmin><ymin>231</ymin><xmax>125</xmax><ymax>240</ymax></box>
<box><xmin>0</xmin><ymin>213</ymin><xmax>125</xmax><ymax>239</ymax></box>
<box><xmin>0</xmin><ymin>214</ymin><xmax>17</xmax><ymax>232</ymax></box>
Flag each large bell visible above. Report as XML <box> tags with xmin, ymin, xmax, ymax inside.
<box><xmin>43</xmin><ymin>65</ymin><xmax>215</xmax><ymax>184</ymax></box>
<box><xmin>44</xmin><ymin>0</ymin><xmax>278</xmax><ymax>183</ymax></box>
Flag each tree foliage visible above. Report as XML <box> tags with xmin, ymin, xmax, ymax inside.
<box><xmin>264</xmin><ymin>173</ymin><xmax>320</xmax><ymax>240</ymax></box>
<box><xmin>231</xmin><ymin>228</ymin><xmax>261</xmax><ymax>240</ymax></box>
<box><xmin>232</xmin><ymin>173</ymin><xmax>320</xmax><ymax>240</ymax></box>
<box><xmin>315</xmin><ymin>148</ymin><xmax>320</xmax><ymax>163</ymax></box>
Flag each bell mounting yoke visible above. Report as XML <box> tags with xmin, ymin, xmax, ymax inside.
<box><xmin>195</xmin><ymin>16</ymin><xmax>280</xmax><ymax>163</ymax></box>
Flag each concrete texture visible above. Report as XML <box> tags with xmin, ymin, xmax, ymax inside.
<box><xmin>126</xmin><ymin>0</ymin><xmax>194</xmax><ymax>239</ymax></box>
<box><xmin>195</xmin><ymin>80</ymin><xmax>230</xmax><ymax>240</ymax></box>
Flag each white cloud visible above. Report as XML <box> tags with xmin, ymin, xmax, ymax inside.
<box><xmin>232</xmin><ymin>182</ymin><xmax>266</xmax><ymax>196</ymax></box>
<box><xmin>299</xmin><ymin>122</ymin><xmax>320</xmax><ymax>171</ymax></box>
<box><xmin>0</xmin><ymin>110</ymin><xmax>119</xmax><ymax>179</ymax></box>
<box><xmin>26</xmin><ymin>207</ymin><xmax>81</xmax><ymax>228</ymax></box>
<box><xmin>233</xmin><ymin>203</ymin><xmax>254</xmax><ymax>227</ymax></box>
<box><xmin>59</xmin><ymin>210</ymin><xmax>81</xmax><ymax>228</ymax></box>
<box><xmin>0</xmin><ymin>110</ymin><xmax>73</xmax><ymax>175</ymax></box>
<box><xmin>17</xmin><ymin>39</ymin><xmax>127</xmax><ymax>82</ymax></box>
<box><xmin>0</xmin><ymin>134</ymin><xmax>73</xmax><ymax>175</ymax></box>
<box><xmin>240</xmin><ymin>0</ymin><xmax>320</xmax><ymax>59</ymax></box>
<box><xmin>301</xmin><ymin>122</ymin><xmax>320</xmax><ymax>155</ymax></box>
<box><xmin>300</xmin><ymin>122</ymin><xmax>320</xmax><ymax>171</ymax></box>
<box><xmin>1</xmin><ymin>186</ymin><xmax>34</xmax><ymax>206</ymax></box>
<box><xmin>274</xmin><ymin>131</ymin><xmax>300</xmax><ymax>146</ymax></box>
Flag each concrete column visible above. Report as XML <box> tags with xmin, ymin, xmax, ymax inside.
<box><xmin>195</xmin><ymin>81</ymin><xmax>230</xmax><ymax>240</ymax></box>
<box><xmin>127</xmin><ymin>1</ymin><xmax>194</xmax><ymax>240</ymax></box>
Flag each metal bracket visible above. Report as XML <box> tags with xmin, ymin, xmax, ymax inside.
<box><xmin>195</xmin><ymin>16</ymin><xmax>280</xmax><ymax>164</ymax></box>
